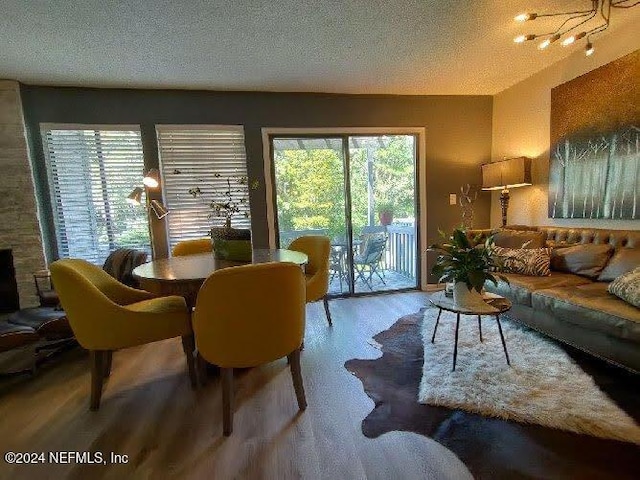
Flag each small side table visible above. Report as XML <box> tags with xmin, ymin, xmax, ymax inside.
<box><xmin>429</xmin><ymin>291</ymin><xmax>512</xmax><ymax>371</ymax></box>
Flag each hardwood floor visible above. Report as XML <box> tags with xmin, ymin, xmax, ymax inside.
<box><xmin>0</xmin><ymin>292</ymin><xmax>471</xmax><ymax>480</ymax></box>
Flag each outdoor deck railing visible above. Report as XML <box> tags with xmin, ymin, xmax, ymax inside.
<box><xmin>385</xmin><ymin>224</ymin><xmax>417</xmax><ymax>280</ymax></box>
<box><xmin>279</xmin><ymin>224</ymin><xmax>417</xmax><ymax>280</ymax></box>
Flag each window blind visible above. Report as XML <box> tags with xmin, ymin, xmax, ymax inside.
<box><xmin>42</xmin><ymin>125</ymin><xmax>151</xmax><ymax>265</ymax></box>
<box><xmin>156</xmin><ymin>125</ymin><xmax>250</xmax><ymax>252</ymax></box>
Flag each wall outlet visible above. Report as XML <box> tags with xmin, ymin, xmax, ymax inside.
<box><xmin>449</xmin><ymin>193</ymin><xmax>457</xmax><ymax>205</ymax></box>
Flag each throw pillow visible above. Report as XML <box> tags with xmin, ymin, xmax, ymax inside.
<box><xmin>492</xmin><ymin>245</ymin><xmax>551</xmax><ymax>276</ymax></box>
<box><xmin>492</xmin><ymin>229</ymin><xmax>546</xmax><ymax>249</ymax></box>
<box><xmin>598</xmin><ymin>248</ymin><xmax>640</xmax><ymax>282</ymax></box>
<box><xmin>550</xmin><ymin>244</ymin><xmax>614</xmax><ymax>279</ymax></box>
<box><xmin>608</xmin><ymin>266</ymin><xmax>640</xmax><ymax>308</ymax></box>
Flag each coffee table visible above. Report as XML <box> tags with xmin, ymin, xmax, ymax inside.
<box><xmin>429</xmin><ymin>291</ymin><xmax>512</xmax><ymax>371</ymax></box>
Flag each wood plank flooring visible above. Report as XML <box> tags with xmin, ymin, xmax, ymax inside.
<box><xmin>0</xmin><ymin>292</ymin><xmax>471</xmax><ymax>480</ymax></box>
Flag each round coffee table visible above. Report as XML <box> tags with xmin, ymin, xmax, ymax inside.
<box><xmin>429</xmin><ymin>291</ymin><xmax>512</xmax><ymax>371</ymax></box>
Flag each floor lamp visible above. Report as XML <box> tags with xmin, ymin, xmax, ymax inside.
<box><xmin>127</xmin><ymin>168</ymin><xmax>169</xmax><ymax>220</ymax></box>
<box><xmin>481</xmin><ymin>157</ymin><xmax>532</xmax><ymax>227</ymax></box>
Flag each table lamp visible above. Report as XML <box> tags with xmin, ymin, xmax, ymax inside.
<box><xmin>481</xmin><ymin>157</ymin><xmax>532</xmax><ymax>227</ymax></box>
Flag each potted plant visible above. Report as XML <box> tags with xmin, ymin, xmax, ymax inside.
<box><xmin>429</xmin><ymin>228</ymin><xmax>507</xmax><ymax>309</ymax></box>
<box><xmin>377</xmin><ymin>201</ymin><xmax>395</xmax><ymax>226</ymax></box>
<box><xmin>187</xmin><ymin>173</ymin><xmax>259</xmax><ymax>262</ymax></box>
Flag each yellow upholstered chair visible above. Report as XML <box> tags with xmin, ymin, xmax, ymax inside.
<box><xmin>172</xmin><ymin>238</ymin><xmax>213</xmax><ymax>257</ymax></box>
<box><xmin>289</xmin><ymin>235</ymin><xmax>332</xmax><ymax>325</ymax></box>
<box><xmin>50</xmin><ymin>259</ymin><xmax>196</xmax><ymax>411</ymax></box>
<box><xmin>193</xmin><ymin>262</ymin><xmax>307</xmax><ymax>436</ymax></box>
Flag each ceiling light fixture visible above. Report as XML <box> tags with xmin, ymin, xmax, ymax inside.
<box><xmin>512</xmin><ymin>0</ymin><xmax>639</xmax><ymax>56</ymax></box>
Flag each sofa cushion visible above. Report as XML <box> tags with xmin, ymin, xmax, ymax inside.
<box><xmin>550</xmin><ymin>244</ymin><xmax>614</xmax><ymax>279</ymax></box>
<box><xmin>532</xmin><ymin>282</ymin><xmax>640</xmax><ymax>343</ymax></box>
<box><xmin>492</xmin><ymin>229</ymin><xmax>546</xmax><ymax>249</ymax></box>
<box><xmin>484</xmin><ymin>272</ymin><xmax>591</xmax><ymax>307</ymax></box>
<box><xmin>608</xmin><ymin>266</ymin><xmax>640</xmax><ymax>308</ymax></box>
<box><xmin>598</xmin><ymin>248</ymin><xmax>640</xmax><ymax>282</ymax></box>
<box><xmin>492</xmin><ymin>246</ymin><xmax>551</xmax><ymax>276</ymax></box>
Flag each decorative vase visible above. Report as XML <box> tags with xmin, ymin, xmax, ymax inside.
<box><xmin>211</xmin><ymin>222</ymin><xmax>252</xmax><ymax>262</ymax></box>
<box><xmin>452</xmin><ymin>281</ymin><xmax>486</xmax><ymax>309</ymax></box>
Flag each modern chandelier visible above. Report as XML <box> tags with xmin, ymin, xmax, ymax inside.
<box><xmin>513</xmin><ymin>0</ymin><xmax>639</xmax><ymax>56</ymax></box>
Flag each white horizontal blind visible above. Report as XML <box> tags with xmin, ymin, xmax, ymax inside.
<box><xmin>42</xmin><ymin>125</ymin><xmax>151</xmax><ymax>265</ymax></box>
<box><xmin>156</xmin><ymin>125</ymin><xmax>250</xmax><ymax>251</ymax></box>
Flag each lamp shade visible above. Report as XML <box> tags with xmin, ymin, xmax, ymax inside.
<box><xmin>481</xmin><ymin>157</ymin><xmax>532</xmax><ymax>191</ymax></box>
<box><xmin>143</xmin><ymin>169</ymin><xmax>160</xmax><ymax>188</ymax></box>
<box><xmin>150</xmin><ymin>199</ymin><xmax>169</xmax><ymax>219</ymax></box>
<box><xmin>126</xmin><ymin>187</ymin><xmax>144</xmax><ymax>205</ymax></box>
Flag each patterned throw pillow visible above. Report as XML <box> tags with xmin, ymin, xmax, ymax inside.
<box><xmin>608</xmin><ymin>266</ymin><xmax>640</xmax><ymax>308</ymax></box>
<box><xmin>492</xmin><ymin>245</ymin><xmax>551</xmax><ymax>276</ymax></box>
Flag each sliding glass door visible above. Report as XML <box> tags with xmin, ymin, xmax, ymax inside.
<box><xmin>271</xmin><ymin>134</ymin><xmax>417</xmax><ymax>296</ymax></box>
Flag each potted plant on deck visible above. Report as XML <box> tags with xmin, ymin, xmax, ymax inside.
<box><xmin>187</xmin><ymin>173</ymin><xmax>259</xmax><ymax>262</ymax></box>
<box><xmin>377</xmin><ymin>201</ymin><xmax>395</xmax><ymax>226</ymax></box>
<box><xmin>429</xmin><ymin>228</ymin><xmax>507</xmax><ymax>309</ymax></box>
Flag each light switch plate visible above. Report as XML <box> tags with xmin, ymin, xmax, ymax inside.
<box><xmin>449</xmin><ymin>193</ymin><xmax>457</xmax><ymax>205</ymax></box>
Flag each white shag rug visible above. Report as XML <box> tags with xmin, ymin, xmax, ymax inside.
<box><xmin>419</xmin><ymin>308</ymin><xmax>640</xmax><ymax>444</ymax></box>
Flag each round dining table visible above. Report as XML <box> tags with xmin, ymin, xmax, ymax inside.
<box><xmin>132</xmin><ymin>248</ymin><xmax>308</xmax><ymax>308</ymax></box>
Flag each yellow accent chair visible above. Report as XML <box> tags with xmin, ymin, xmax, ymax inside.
<box><xmin>193</xmin><ymin>262</ymin><xmax>307</xmax><ymax>436</ymax></box>
<box><xmin>172</xmin><ymin>238</ymin><xmax>213</xmax><ymax>257</ymax></box>
<box><xmin>50</xmin><ymin>259</ymin><xmax>196</xmax><ymax>411</ymax></box>
<box><xmin>289</xmin><ymin>235</ymin><xmax>333</xmax><ymax>325</ymax></box>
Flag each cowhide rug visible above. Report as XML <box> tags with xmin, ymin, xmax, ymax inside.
<box><xmin>344</xmin><ymin>308</ymin><xmax>640</xmax><ymax>479</ymax></box>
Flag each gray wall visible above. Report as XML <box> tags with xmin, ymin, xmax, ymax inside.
<box><xmin>20</xmin><ymin>86</ymin><xmax>493</xmax><ymax>282</ymax></box>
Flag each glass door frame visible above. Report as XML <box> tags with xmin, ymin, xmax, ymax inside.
<box><xmin>262</xmin><ymin>127</ymin><xmax>427</xmax><ymax>297</ymax></box>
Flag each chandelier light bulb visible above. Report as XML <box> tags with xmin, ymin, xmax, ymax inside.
<box><xmin>514</xmin><ymin>34</ymin><xmax>535</xmax><ymax>43</ymax></box>
<box><xmin>585</xmin><ymin>42</ymin><xmax>594</xmax><ymax>56</ymax></box>
<box><xmin>538</xmin><ymin>34</ymin><xmax>560</xmax><ymax>50</ymax></box>
<box><xmin>562</xmin><ymin>36</ymin><xmax>576</xmax><ymax>46</ymax></box>
<box><xmin>514</xmin><ymin>12</ymin><xmax>537</xmax><ymax>22</ymax></box>
<box><xmin>538</xmin><ymin>39</ymin><xmax>551</xmax><ymax>50</ymax></box>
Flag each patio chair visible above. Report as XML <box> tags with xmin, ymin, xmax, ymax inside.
<box><xmin>329</xmin><ymin>245</ymin><xmax>348</xmax><ymax>291</ymax></box>
<box><xmin>353</xmin><ymin>234</ymin><xmax>387</xmax><ymax>290</ymax></box>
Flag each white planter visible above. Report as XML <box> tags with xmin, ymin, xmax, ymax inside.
<box><xmin>453</xmin><ymin>282</ymin><xmax>486</xmax><ymax>310</ymax></box>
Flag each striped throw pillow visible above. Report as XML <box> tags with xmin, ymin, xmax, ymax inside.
<box><xmin>492</xmin><ymin>246</ymin><xmax>551</xmax><ymax>276</ymax></box>
<box><xmin>608</xmin><ymin>266</ymin><xmax>640</xmax><ymax>308</ymax></box>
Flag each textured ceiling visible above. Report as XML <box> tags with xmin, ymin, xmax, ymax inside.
<box><xmin>1</xmin><ymin>0</ymin><xmax>638</xmax><ymax>95</ymax></box>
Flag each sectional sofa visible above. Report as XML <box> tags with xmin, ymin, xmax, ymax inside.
<box><xmin>475</xmin><ymin>226</ymin><xmax>639</xmax><ymax>373</ymax></box>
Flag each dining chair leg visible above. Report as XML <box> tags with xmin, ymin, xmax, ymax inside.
<box><xmin>322</xmin><ymin>295</ymin><xmax>333</xmax><ymax>326</ymax></box>
<box><xmin>287</xmin><ymin>348</ymin><xmax>307</xmax><ymax>411</ymax></box>
<box><xmin>221</xmin><ymin>367</ymin><xmax>234</xmax><ymax>436</ymax></box>
<box><xmin>196</xmin><ymin>351</ymin><xmax>208</xmax><ymax>387</ymax></box>
<box><xmin>103</xmin><ymin>350</ymin><xmax>113</xmax><ymax>378</ymax></box>
<box><xmin>90</xmin><ymin>350</ymin><xmax>105</xmax><ymax>411</ymax></box>
<box><xmin>181</xmin><ymin>334</ymin><xmax>197</xmax><ymax>389</ymax></box>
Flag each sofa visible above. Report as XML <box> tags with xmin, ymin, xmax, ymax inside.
<box><xmin>474</xmin><ymin>226</ymin><xmax>640</xmax><ymax>373</ymax></box>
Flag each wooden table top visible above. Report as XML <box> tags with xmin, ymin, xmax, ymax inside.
<box><xmin>429</xmin><ymin>291</ymin><xmax>511</xmax><ymax>315</ymax></box>
<box><xmin>132</xmin><ymin>248</ymin><xmax>308</xmax><ymax>283</ymax></box>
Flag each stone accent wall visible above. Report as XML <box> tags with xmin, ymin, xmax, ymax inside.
<box><xmin>0</xmin><ymin>80</ymin><xmax>46</xmax><ymax>308</ymax></box>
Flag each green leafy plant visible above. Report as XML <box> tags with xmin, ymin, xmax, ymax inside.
<box><xmin>428</xmin><ymin>228</ymin><xmax>508</xmax><ymax>292</ymax></box>
<box><xmin>376</xmin><ymin>200</ymin><xmax>395</xmax><ymax>215</ymax></box>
